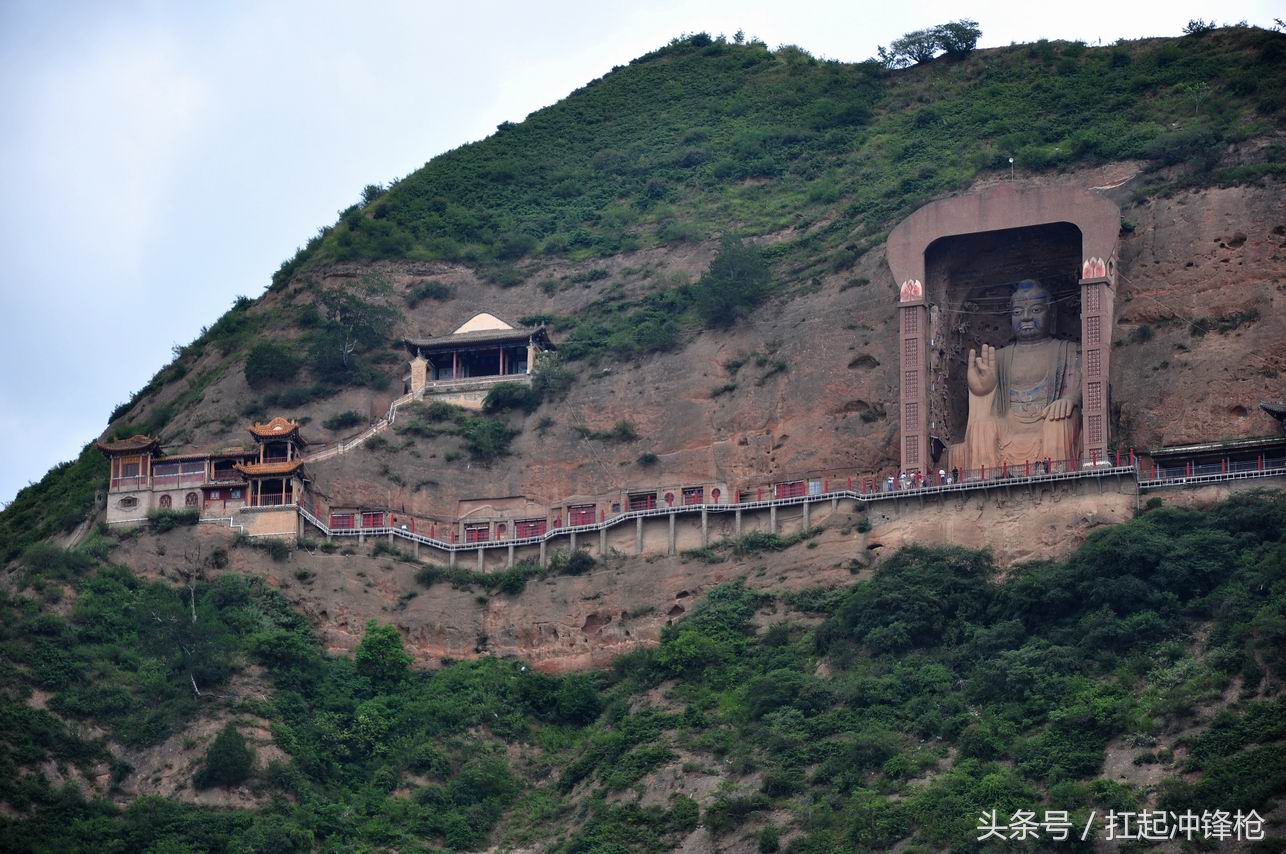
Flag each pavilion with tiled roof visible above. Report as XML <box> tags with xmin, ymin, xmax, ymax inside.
<box><xmin>239</xmin><ymin>418</ymin><xmax>308</xmax><ymax>507</ymax></box>
<box><xmin>405</xmin><ymin>313</ymin><xmax>553</xmax><ymax>385</ymax></box>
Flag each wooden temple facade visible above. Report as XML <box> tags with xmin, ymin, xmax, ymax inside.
<box><xmin>98</xmin><ymin>417</ymin><xmax>308</xmax><ymax>531</ymax></box>
<box><xmin>404</xmin><ymin>313</ymin><xmax>554</xmax><ymax>409</ymax></box>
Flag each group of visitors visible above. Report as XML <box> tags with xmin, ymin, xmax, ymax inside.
<box><xmin>883</xmin><ymin>467</ymin><xmax>962</xmax><ymax>492</ymax></box>
<box><xmin>880</xmin><ymin>458</ymin><xmax>1061</xmax><ymax>493</ymax></box>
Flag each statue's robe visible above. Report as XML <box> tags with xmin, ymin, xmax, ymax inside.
<box><xmin>956</xmin><ymin>338</ymin><xmax>1081</xmax><ymax>473</ymax></box>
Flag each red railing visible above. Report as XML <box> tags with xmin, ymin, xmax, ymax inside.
<box><xmin>110</xmin><ymin>475</ymin><xmax>148</xmax><ymax>491</ymax></box>
<box><xmin>151</xmin><ymin>473</ymin><xmax>207</xmax><ymax>489</ymax></box>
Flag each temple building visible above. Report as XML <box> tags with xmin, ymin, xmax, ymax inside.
<box><xmin>97</xmin><ymin>435</ymin><xmax>255</xmax><ymax>524</ymax></box>
<box><xmin>97</xmin><ymin>416</ymin><xmax>307</xmax><ymax>530</ymax></box>
<box><xmin>235</xmin><ymin>417</ymin><xmax>309</xmax><ymax>508</ymax></box>
<box><xmin>404</xmin><ymin>313</ymin><xmax>554</xmax><ymax>409</ymax></box>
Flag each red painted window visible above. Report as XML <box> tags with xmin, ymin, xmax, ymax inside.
<box><xmin>361</xmin><ymin>511</ymin><xmax>385</xmax><ymax>528</ymax></box>
<box><xmin>515</xmin><ymin>519</ymin><xmax>547</xmax><ymax>538</ymax></box>
<box><xmin>568</xmin><ymin>504</ymin><xmax>596</xmax><ymax>525</ymax></box>
<box><xmin>330</xmin><ymin>514</ymin><xmax>355</xmax><ymax>529</ymax></box>
<box><xmin>682</xmin><ymin>487</ymin><xmax>704</xmax><ymax>505</ymax></box>
<box><xmin>464</xmin><ymin>523</ymin><xmax>490</xmax><ymax>543</ymax></box>
<box><xmin>627</xmin><ymin>493</ymin><xmax>656</xmax><ymax>511</ymax></box>
<box><xmin>774</xmin><ymin>481</ymin><xmax>805</xmax><ymax>499</ymax></box>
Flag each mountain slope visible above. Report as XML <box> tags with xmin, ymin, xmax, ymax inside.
<box><xmin>2</xmin><ymin>492</ymin><xmax>1284</xmax><ymax>850</ymax></box>
<box><xmin>1</xmin><ymin>26</ymin><xmax>1285</xmax><ymax>851</ymax></box>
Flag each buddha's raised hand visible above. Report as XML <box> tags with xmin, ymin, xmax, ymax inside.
<box><xmin>967</xmin><ymin>344</ymin><xmax>998</xmax><ymax>396</ymax></box>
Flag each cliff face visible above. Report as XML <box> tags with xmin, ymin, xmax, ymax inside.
<box><xmin>4</xmin><ymin>30</ymin><xmax>1286</xmax><ymax>853</ymax></box>
<box><xmin>94</xmin><ymin>31</ymin><xmax>1283</xmax><ymax>529</ymax></box>
<box><xmin>115</xmin><ymin>164</ymin><xmax>1284</xmax><ymax>530</ymax></box>
<box><xmin>1111</xmin><ymin>179</ymin><xmax>1286</xmax><ymax>446</ymax></box>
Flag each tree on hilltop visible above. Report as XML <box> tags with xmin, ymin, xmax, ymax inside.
<box><xmin>878</xmin><ymin>19</ymin><xmax>982</xmax><ymax>68</ymax></box>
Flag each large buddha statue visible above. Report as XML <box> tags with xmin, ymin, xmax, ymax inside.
<box><xmin>955</xmin><ymin>279</ymin><xmax>1081</xmax><ymax>473</ymax></box>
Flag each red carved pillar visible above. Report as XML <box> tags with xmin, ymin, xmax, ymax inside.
<box><xmin>1079</xmin><ymin>256</ymin><xmax>1116</xmax><ymax>468</ymax></box>
<box><xmin>898</xmin><ymin>287</ymin><xmax>928</xmax><ymax>474</ymax></box>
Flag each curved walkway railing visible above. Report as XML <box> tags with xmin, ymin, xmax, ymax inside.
<box><xmin>305</xmin><ymin>391</ymin><xmax>416</xmax><ymax>463</ymax></box>
<box><xmin>293</xmin><ymin>463</ymin><xmax>1145</xmax><ymax>554</ymax></box>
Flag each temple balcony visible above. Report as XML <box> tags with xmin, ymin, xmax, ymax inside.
<box><xmin>109</xmin><ymin>475</ymin><xmax>149</xmax><ymax>492</ymax></box>
<box><xmin>421</xmin><ymin>372</ymin><xmax>534</xmax><ymax>394</ymax></box>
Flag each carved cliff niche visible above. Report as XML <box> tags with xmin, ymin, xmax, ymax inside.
<box><xmin>926</xmin><ymin>222</ymin><xmax>1083</xmax><ymax>445</ymax></box>
<box><xmin>887</xmin><ymin>184</ymin><xmax>1121</xmax><ymax>472</ymax></box>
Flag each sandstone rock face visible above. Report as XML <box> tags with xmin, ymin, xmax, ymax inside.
<box><xmin>122</xmin><ymin>167</ymin><xmax>1284</xmax><ymax>538</ymax></box>
<box><xmin>107</xmin><ymin>474</ymin><xmax>1279</xmax><ymax>673</ymax></box>
<box><xmin>104</xmin><ymin>165</ymin><xmax>1286</xmax><ymax>677</ymax></box>
<box><xmin>1110</xmin><ymin>181</ymin><xmax>1285</xmax><ymax>447</ymax></box>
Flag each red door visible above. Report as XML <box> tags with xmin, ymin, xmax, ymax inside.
<box><xmin>515</xmin><ymin>519</ymin><xmax>547</xmax><ymax>538</ymax></box>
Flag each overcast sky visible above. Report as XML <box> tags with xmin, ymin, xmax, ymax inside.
<box><xmin>0</xmin><ymin>1</ymin><xmax>1278</xmax><ymax>506</ymax></box>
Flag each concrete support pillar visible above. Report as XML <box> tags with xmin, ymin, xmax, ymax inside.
<box><xmin>769</xmin><ymin>505</ymin><xmax>777</xmax><ymax>533</ymax></box>
<box><xmin>449</xmin><ymin>549</ymin><xmax>457</xmax><ymax>570</ymax></box>
<box><xmin>599</xmin><ymin>527</ymin><xmax>607</xmax><ymax>556</ymax></box>
<box><xmin>412</xmin><ymin>541</ymin><xmax>420</xmax><ymax>559</ymax></box>
<box><xmin>359</xmin><ymin>530</ymin><xmax>365</xmax><ymax>544</ymax></box>
<box><xmin>570</xmin><ymin>531</ymin><xmax>577</xmax><ymax>551</ymax></box>
<box><xmin>668</xmin><ymin>513</ymin><xmax>676</xmax><ymax>555</ymax></box>
<box><xmin>477</xmin><ymin>548</ymin><xmax>484</xmax><ymax>571</ymax></box>
<box><xmin>700</xmin><ymin>508</ymin><xmax>708</xmax><ymax>547</ymax></box>
<box><xmin>410</xmin><ymin>355</ymin><xmax>428</xmax><ymax>395</ymax></box>
<box><xmin>636</xmin><ymin>516</ymin><xmax>644</xmax><ymax>554</ymax></box>
<box><xmin>735</xmin><ymin>507</ymin><xmax>742</xmax><ymax>536</ymax></box>
<box><xmin>507</xmin><ymin>543</ymin><xmax>515</xmax><ymax>567</ymax></box>
<box><xmin>539</xmin><ymin>540</ymin><xmax>547</xmax><ymax>568</ymax></box>
<box><xmin>387</xmin><ymin>529</ymin><xmax>393</xmax><ymax>543</ymax></box>
<box><xmin>831</xmin><ymin>495</ymin><xmax>838</xmax><ymax>512</ymax></box>
<box><xmin>803</xmin><ymin>500</ymin><xmax>811</xmax><ymax>530</ymax></box>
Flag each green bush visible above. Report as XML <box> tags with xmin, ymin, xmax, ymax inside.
<box><xmin>147</xmin><ymin>509</ymin><xmax>200</xmax><ymax>533</ymax></box>
<box><xmin>194</xmin><ymin>724</ymin><xmax>255</xmax><ymax>789</ymax></box>
<box><xmin>322</xmin><ymin>410</ymin><xmax>364</xmax><ymax>431</ymax></box>
<box><xmin>483</xmin><ymin>382</ymin><xmax>542</xmax><ymax>414</ymax></box>
<box><xmin>244</xmin><ymin>342</ymin><xmax>300</xmax><ymax>389</ymax></box>
<box><xmin>692</xmin><ymin>236</ymin><xmax>772</xmax><ymax>329</ymax></box>
<box><xmin>354</xmin><ymin>620</ymin><xmax>412</xmax><ymax>686</ymax></box>
<box><xmin>406</xmin><ymin>281</ymin><xmax>453</xmax><ymax>307</ymax></box>
<box><xmin>577</xmin><ymin>419</ymin><xmax>638</xmax><ymax>442</ymax></box>
<box><xmin>459</xmin><ymin>416</ymin><xmax>520</xmax><ymax>461</ymax></box>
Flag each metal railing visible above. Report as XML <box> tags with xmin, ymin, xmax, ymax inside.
<box><xmin>305</xmin><ymin>391</ymin><xmax>415</xmax><ymax>463</ymax></box>
<box><xmin>292</xmin><ymin>461</ymin><xmax>1143</xmax><ymax>553</ymax></box>
<box><xmin>109</xmin><ymin>475</ymin><xmax>148</xmax><ymax>491</ymax></box>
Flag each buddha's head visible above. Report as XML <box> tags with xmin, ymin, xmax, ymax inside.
<box><xmin>1010</xmin><ymin>279</ymin><xmax>1054</xmax><ymax>342</ymax></box>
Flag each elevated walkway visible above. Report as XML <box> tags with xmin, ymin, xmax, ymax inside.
<box><xmin>290</xmin><ymin>464</ymin><xmax>1168</xmax><ymax>566</ymax></box>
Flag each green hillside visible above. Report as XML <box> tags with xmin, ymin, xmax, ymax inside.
<box><xmin>2</xmin><ymin>494</ymin><xmax>1283</xmax><ymax>851</ymax></box>
<box><xmin>282</xmin><ymin>27</ymin><xmax>1283</xmax><ymax>279</ymax></box>
<box><xmin>2</xmin><ymin>24</ymin><xmax>1286</xmax><ymax>853</ymax></box>
<box><xmin>3</xmin><ymin>26</ymin><xmax>1282</xmax><ymax>567</ymax></box>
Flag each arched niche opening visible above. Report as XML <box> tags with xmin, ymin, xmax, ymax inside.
<box><xmin>924</xmin><ymin>221</ymin><xmax>1083</xmax><ymax>444</ymax></box>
